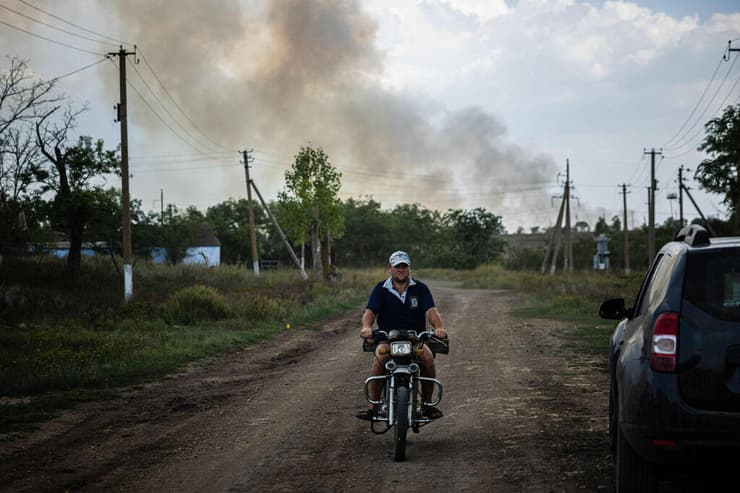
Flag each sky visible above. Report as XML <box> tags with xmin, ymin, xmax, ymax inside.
<box><xmin>2</xmin><ymin>0</ymin><xmax>740</xmax><ymax>233</ymax></box>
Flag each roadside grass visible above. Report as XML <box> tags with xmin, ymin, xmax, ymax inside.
<box><xmin>1</xmin><ymin>257</ymin><xmax>638</xmax><ymax>433</ymax></box>
<box><xmin>0</xmin><ymin>256</ymin><xmax>380</xmax><ymax>434</ymax></box>
<box><xmin>419</xmin><ymin>264</ymin><xmax>643</xmax><ymax>368</ymax></box>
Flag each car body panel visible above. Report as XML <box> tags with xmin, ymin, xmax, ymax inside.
<box><xmin>604</xmin><ymin>230</ymin><xmax>740</xmax><ymax>465</ymax></box>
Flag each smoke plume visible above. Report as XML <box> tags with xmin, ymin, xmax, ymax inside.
<box><xmin>116</xmin><ymin>0</ymin><xmax>558</xmax><ymax>230</ymax></box>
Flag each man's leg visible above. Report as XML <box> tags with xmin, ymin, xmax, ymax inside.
<box><xmin>368</xmin><ymin>343</ymin><xmax>389</xmax><ymax>408</ymax></box>
<box><xmin>418</xmin><ymin>345</ymin><xmax>436</xmax><ymax>403</ymax></box>
<box><xmin>419</xmin><ymin>345</ymin><xmax>443</xmax><ymax>418</ymax></box>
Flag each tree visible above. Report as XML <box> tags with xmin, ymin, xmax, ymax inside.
<box><xmin>206</xmin><ymin>198</ymin><xmax>267</xmax><ymax>264</ymax></box>
<box><xmin>278</xmin><ymin>146</ymin><xmax>344</xmax><ymax>279</ymax></box>
<box><xmin>35</xmin><ymin>106</ymin><xmax>120</xmax><ymax>277</ymax></box>
<box><xmin>0</xmin><ymin>57</ymin><xmax>60</xmax><ymax>137</ymax></box>
<box><xmin>441</xmin><ymin>207</ymin><xmax>505</xmax><ymax>268</ymax></box>
<box><xmin>594</xmin><ymin>216</ymin><xmax>610</xmax><ymax>235</ymax></box>
<box><xmin>575</xmin><ymin>220</ymin><xmax>591</xmax><ymax>232</ymax></box>
<box><xmin>333</xmin><ymin>197</ymin><xmax>389</xmax><ymax>267</ymax></box>
<box><xmin>387</xmin><ymin>203</ymin><xmax>443</xmax><ymax>266</ymax></box>
<box><xmin>0</xmin><ymin>57</ymin><xmax>63</xmax><ymax>257</ymax></box>
<box><xmin>695</xmin><ymin>103</ymin><xmax>740</xmax><ymax>233</ymax></box>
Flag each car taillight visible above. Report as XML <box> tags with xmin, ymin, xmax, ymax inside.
<box><xmin>650</xmin><ymin>312</ymin><xmax>679</xmax><ymax>373</ymax></box>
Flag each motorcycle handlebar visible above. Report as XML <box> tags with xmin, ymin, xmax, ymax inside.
<box><xmin>363</xmin><ymin>330</ymin><xmax>446</xmax><ymax>342</ymax></box>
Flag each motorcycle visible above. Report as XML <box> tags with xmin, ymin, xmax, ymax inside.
<box><xmin>362</xmin><ymin>329</ymin><xmax>449</xmax><ymax>461</ymax></box>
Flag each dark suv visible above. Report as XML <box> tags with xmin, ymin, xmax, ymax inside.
<box><xmin>599</xmin><ymin>224</ymin><xmax>740</xmax><ymax>492</ymax></box>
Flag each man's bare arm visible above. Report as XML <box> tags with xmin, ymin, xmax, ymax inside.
<box><xmin>426</xmin><ymin>307</ymin><xmax>447</xmax><ymax>338</ymax></box>
<box><xmin>360</xmin><ymin>309</ymin><xmax>376</xmax><ymax>338</ymax></box>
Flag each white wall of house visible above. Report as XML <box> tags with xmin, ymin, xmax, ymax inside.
<box><xmin>182</xmin><ymin>246</ymin><xmax>220</xmax><ymax>267</ymax></box>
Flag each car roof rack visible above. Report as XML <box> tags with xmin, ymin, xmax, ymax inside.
<box><xmin>675</xmin><ymin>224</ymin><xmax>710</xmax><ymax>246</ymax></box>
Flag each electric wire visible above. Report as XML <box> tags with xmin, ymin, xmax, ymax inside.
<box><xmin>661</xmin><ymin>52</ymin><xmax>725</xmax><ymax>149</ymax></box>
<box><xmin>107</xmin><ymin>57</ymin><xmax>210</xmax><ymax>155</ymax></box>
<box><xmin>16</xmin><ymin>0</ymin><xmax>133</xmax><ymax>47</ymax></box>
<box><xmin>127</xmin><ymin>59</ymin><xmax>219</xmax><ymax>155</ymax></box>
<box><xmin>663</xmin><ymin>53</ymin><xmax>739</xmax><ymax>152</ymax></box>
<box><xmin>0</xmin><ymin>17</ymin><xmax>104</xmax><ymax>55</ymax></box>
<box><xmin>43</xmin><ymin>57</ymin><xmax>108</xmax><ymax>84</ymax></box>
<box><xmin>137</xmin><ymin>48</ymin><xmax>231</xmax><ymax>153</ymax></box>
<box><xmin>664</xmin><ymin>74</ymin><xmax>740</xmax><ymax>159</ymax></box>
<box><xmin>0</xmin><ymin>2</ymin><xmax>121</xmax><ymax>48</ymax></box>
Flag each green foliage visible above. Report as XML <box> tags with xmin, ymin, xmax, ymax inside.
<box><xmin>439</xmin><ymin>207</ymin><xmax>505</xmax><ymax>268</ymax></box>
<box><xmin>0</xmin><ymin>258</ymin><xmax>376</xmax><ymax>413</ymax></box>
<box><xmin>696</xmin><ymin>103</ymin><xmax>740</xmax><ymax>232</ymax></box>
<box><xmin>237</xmin><ymin>294</ymin><xmax>287</xmax><ymax>320</ymax></box>
<box><xmin>206</xmin><ymin>198</ymin><xmax>267</xmax><ymax>264</ymax></box>
<box><xmin>36</xmin><ymin>135</ymin><xmax>122</xmax><ymax>276</ymax></box>
<box><xmin>333</xmin><ymin>199</ymin><xmax>506</xmax><ymax>269</ymax></box>
<box><xmin>278</xmin><ymin>146</ymin><xmax>344</xmax><ymax>244</ymax></box>
<box><xmin>277</xmin><ymin>146</ymin><xmax>345</xmax><ymax>278</ymax></box>
<box><xmin>332</xmin><ymin>197</ymin><xmax>387</xmax><ymax>266</ymax></box>
<box><xmin>162</xmin><ymin>285</ymin><xmax>232</xmax><ymax>325</ymax></box>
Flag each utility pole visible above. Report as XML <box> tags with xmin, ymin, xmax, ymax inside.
<box><xmin>109</xmin><ymin>45</ymin><xmax>137</xmax><ymax>303</ymax></box>
<box><xmin>242</xmin><ymin>149</ymin><xmax>260</xmax><ymax>276</ymax></box>
<box><xmin>541</xmin><ymin>186</ymin><xmax>566</xmax><ymax>274</ymax></box>
<box><xmin>564</xmin><ymin>159</ymin><xmax>573</xmax><ymax>273</ymax></box>
<box><xmin>620</xmin><ymin>184</ymin><xmax>631</xmax><ymax>274</ymax></box>
<box><xmin>249</xmin><ymin>181</ymin><xmax>308</xmax><ymax>280</ymax></box>
<box><xmin>681</xmin><ymin>182</ymin><xmax>717</xmax><ymax>237</ymax></box>
<box><xmin>643</xmin><ymin>148</ymin><xmax>662</xmax><ymax>262</ymax></box>
<box><xmin>678</xmin><ymin>166</ymin><xmax>687</xmax><ymax>227</ymax></box>
<box><xmin>549</xmin><ymin>198</ymin><xmax>564</xmax><ymax>275</ymax></box>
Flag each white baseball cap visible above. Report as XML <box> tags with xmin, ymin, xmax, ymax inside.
<box><xmin>388</xmin><ymin>250</ymin><xmax>411</xmax><ymax>267</ymax></box>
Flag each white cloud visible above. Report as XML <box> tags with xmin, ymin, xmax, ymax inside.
<box><xmin>438</xmin><ymin>0</ymin><xmax>511</xmax><ymax>20</ymax></box>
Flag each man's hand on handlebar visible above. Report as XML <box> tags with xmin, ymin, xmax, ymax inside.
<box><xmin>360</xmin><ymin>326</ymin><xmax>373</xmax><ymax>339</ymax></box>
<box><xmin>433</xmin><ymin>328</ymin><xmax>447</xmax><ymax>339</ymax></box>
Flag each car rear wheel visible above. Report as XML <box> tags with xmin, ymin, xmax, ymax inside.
<box><xmin>616</xmin><ymin>426</ymin><xmax>658</xmax><ymax>493</ymax></box>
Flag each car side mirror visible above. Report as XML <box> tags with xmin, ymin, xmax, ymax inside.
<box><xmin>599</xmin><ymin>298</ymin><xmax>632</xmax><ymax>320</ymax></box>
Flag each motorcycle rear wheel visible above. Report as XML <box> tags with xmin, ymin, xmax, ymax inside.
<box><xmin>394</xmin><ymin>386</ymin><xmax>409</xmax><ymax>461</ymax></box>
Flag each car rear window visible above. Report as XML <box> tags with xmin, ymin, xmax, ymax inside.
<box><xmin>683</xmin><ymin>248</ymin><xmax>740</xmax><ymax>321</ymax></box>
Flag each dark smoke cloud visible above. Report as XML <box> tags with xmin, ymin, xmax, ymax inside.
<box><xmin>116</xmin><ymin>0</ymin><xmax>557</xmax><ymax>229</ymax></box>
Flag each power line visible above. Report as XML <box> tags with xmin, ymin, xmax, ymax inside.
<box><xmin>661</xmin><ymin>52</ymin><xmax>725</xmax><ymax>149</ymax></box>
<box><xmin>127</xmin><ymin>58</ymin><xmax>219</xmax><ymax>155</ymax></box>
<box><xmin>131</xmin><ymin>162</ymin><xmax>238</xmax><ymax>174</ymax></box>
<box><xmin>16</xmin><ymin>0</ymin><xmax>133</xmax><ymax>47</ymax></box>
<box><xmin>42</xmin><ymin>57</ymin><xmax>108</xmax><ymax>84</ymax></box>
<box><xmin>664</xmin><ymin>73</ymin><xmax>740</xmax><ymax>158</ymax></box>
<box><xmin>107</xmin><ymin>57</ymin><xmax>211</xmax><ymax>155</ymax></box>
<box><xmin>0</xmin><ymin>17</ymin><xmax>104</xmax><ymax>55</ymax></box>
<box><xmin>137</xmin><ymin>48</ymin><xmax>231</xmax><ymax>153</ymax></box>
<box><xmin>0</xmin><ymin>1</ymin><xmax>120</xmax><ymax>48</ymax></box>
<box><xmin>130</xmin><ymin>151</ymin><xmax>233</xmax><ymax>162</ymax></box>
<box><xmin>663</xmin><ymin>52</ymin><xmax>739</xmax><ymax>152</ymax></box>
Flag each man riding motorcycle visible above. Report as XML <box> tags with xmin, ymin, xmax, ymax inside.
<box><xmin>357</xmin><ymin>250</ymin><xmax>447</xmax><ymax>421</ymax></box>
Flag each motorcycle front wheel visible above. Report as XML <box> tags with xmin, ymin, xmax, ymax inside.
<box><xmin>394</xmin><ymin>386</ymin><xmax>409</xmax><ymax>461</ymax></box>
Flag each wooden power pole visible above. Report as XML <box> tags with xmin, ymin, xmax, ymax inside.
<box><xmin>109</xmin><ymin>46</ymin><xmax>137</xmax><ymax>303</ymax></box>
<box><xmin>242</xmin><ymin>149</ymin><xmax>260</xmax><ymax>276</ymax></box>
<box><xmin>643</xmin><ymin>148</ymin><xmax>662</xmax><ymax>262</ymax></box>
<box><xmin>564</xmin><ymin>159</ymin><xmax>573</xmax><ymax>272</ymax></box>
<box><xmin>620</xmin><ymin>184</ymin><xmax>630</xmax><ymax>274</ymax></box>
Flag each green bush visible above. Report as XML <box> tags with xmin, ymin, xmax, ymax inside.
<box><xmin>163</xmin><ymin>285</ymin><xmax>232</xmax><ymax>325</ymax></box>
<box><xmin>239</xmin><ymin>294</ymin><xmax>287</xmax><ymax>321</ymax></box>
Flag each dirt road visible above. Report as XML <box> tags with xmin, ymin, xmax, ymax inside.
<box><xmin>0</xmin><ymin>285</ymin><xmax>615</xmax><ymax>492</ymax></box>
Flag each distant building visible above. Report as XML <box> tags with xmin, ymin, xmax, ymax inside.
<box><xmin>32</xmin><ymin>223</ymin><xmax>222</xmax><ymax>267</ymax></box>
<box><xmin>29</xmin><ymin>239</ymin><xmax>108</xmax><ymax>258</ymax></box>
<box><xmin>593</xmin><ymin>234</ymin><xmax>610</xmax><ymax>270</ymax></box>
<box><xmin>151</xmin><ymin>223</ymin><xmax>221</xmax><ymax>267</ymax></box>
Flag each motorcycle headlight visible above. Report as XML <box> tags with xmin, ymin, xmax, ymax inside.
<box><xmin>390</xmin><ymin>341</ymin><xmax>412</xmax><ymax>356</ymax></box>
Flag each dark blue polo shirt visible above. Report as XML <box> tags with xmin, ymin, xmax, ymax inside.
<box><xmin>366</xmin><ymin>277</ymin><xmax>435</xmax><ymax>332</ymax></box>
